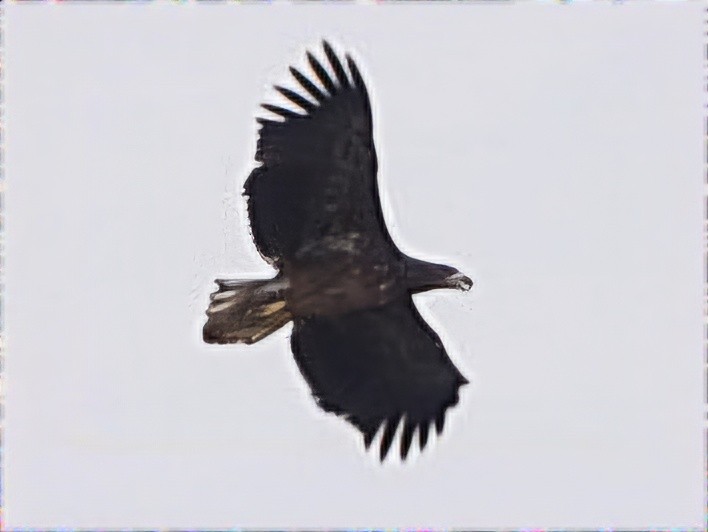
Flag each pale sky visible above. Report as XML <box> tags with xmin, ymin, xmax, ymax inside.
<box><xmin>5</xmin><ymin>2</ymin><xmax>705</xmax><ymax>529</ymax></box>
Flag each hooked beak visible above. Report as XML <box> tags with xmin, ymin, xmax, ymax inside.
<box><xmin>446</xmin><ymin>271</ymin><xmax>473</xmax><ymax>291</ymax></box>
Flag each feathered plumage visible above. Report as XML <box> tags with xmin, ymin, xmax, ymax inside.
<box><xmin>204</xmin><ymin>41</ymin><xmax>472</xmax><ymax>461</ymax></box>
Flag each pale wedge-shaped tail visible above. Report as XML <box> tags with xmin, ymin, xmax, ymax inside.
<box><xmin>203</xmin><ymin>277</ymin><xmax>292</xmax><ymax>345</ymax></box>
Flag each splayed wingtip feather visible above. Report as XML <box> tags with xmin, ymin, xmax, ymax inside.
<box><xmin>379</xmin><ymin>415</ymin><xmax>401</xmax><ymax>462</ymax></box>
<box><xmin>322</xmin><ymin>40</ymin><xmax>350</xmax><ymax>88</ymax></box>
<box><xmin>306</xmin><ymin>51</ymin><xmax>338</xmax><ymax>95</ymax></box>
<box><xmin>419</xmin><ymin>422</ymin><xmax>430</xmax><ymax>451</ymax></box>
<box><xmin>400</xmin><ymin>421</ymin><xmax>415</xmax><ymax>460</ymax></box>
<box><xmin>435</xmin><ymin>412</ymin><xmax>446</xmax><ymax>435</ymax></box>
<box><xmin>289</xmin><ymin>66</ymin><xmax>327</xmax><ymax>102</ymax></box>
<box><xmin>273</xmin><ymin>85</ymin><xmax>316</xmax><ymax>113</ymax></box>
<box><xmin>261</xmin><ymin>103</ymin><xmax>302</xmax><ymax>120</ymax></box>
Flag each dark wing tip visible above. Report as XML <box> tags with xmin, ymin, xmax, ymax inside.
<box><xmin>379</xmin><ymin>415</ymin><xmax>401</xmax><ymax>462</ymax></box>
<box><xmin>307</xmin><ymin>50</ymin><xmax>338</xmax><ymax>95</ymax></box>
<box><xmin>322</xmin><ymin>40</ymin><xmax>350</xmax><ymax>88</ymax></box>
<box><xmin>289</xmin><ymin>66</ymin><xmax>326</xmax><ymax>102</ymax></box>
<box><xmin>363</xmin><ymin>424</ymin><xmax>378</xmax><ymax>450</ymax></box>
<box><xmin>435</xmin><ymin>412</ymin><xmax>446</xmax><ymax>436</ymax></box>
<box><xmin>345</xmin><ymin>54</ymin><xmax>364</xmax><ymax>87</ymax></box>
<box><xmin>255</xmin><ymin>116</ymin><xmax>280</xmax><ymax>127</ymax></box>
<box><xmin>400</xmin><ymin>421</ymin><xmax>415</xmax><ymax>461</ymax></box>
<box><xmin>419</xmin><ymin>422</ymin><xmax>430</xmax><ymax>452</ymax></box>
<box><xmin>260</xmin><ymin>103</ymin><xmax>302</xmax><ymax>120</ymax></box>
<box><xmin>273</xmin><ymin>85</ymin><xmax>316</xmax><ymax>113</ymax></box>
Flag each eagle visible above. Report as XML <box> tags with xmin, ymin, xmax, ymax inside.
<box><xmin>203</xmin><ymin>41</ymin><xmax>473</xmax><ymax>461</ymax></box>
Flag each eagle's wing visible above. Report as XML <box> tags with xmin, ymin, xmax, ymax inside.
<box><xmin>244</xmin><ymin>41</ymin><xmax>398</xmax><ymax>266</ymax></box>
<box><xmin>291</xmin><ymin>297</ymin><xmax>468</xmax><ymax>461</ymax></box>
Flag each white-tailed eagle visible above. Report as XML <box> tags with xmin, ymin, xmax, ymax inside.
<box><xmin>204</xmin><ymin>41</ymin><xmax>472</xmax><ymax>461</ymax></box>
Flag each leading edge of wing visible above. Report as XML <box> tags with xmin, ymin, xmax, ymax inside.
<box><xmin>290</xmin><ymin>296</ymin><xmax>469</xmax><ymax>462</ymax></box>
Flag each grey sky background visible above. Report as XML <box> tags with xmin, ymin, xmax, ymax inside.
<box><xmin>5</xmin><ymin>2</ymin><xmax>704</xmax><ymax>529</ymax></box>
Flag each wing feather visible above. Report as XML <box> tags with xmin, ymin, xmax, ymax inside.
<box><xmin>400</xmin><ymin>420</ymin><xmax>415</xmax><ymax>460</ymax></box>
<box><xmin>435</xmin><ymin>412</ymin><xmax>446</xmax><ymax>435</ymax></box>
<box><xmin>346</xmin><ymin>55</ymin><xmax>367</xmax><ymax>92</ymax></box>
<box><xmin>323</xmin><ymin>40</ymin><xmax>351</xmax><ymax>88</ymax></box>
<box><xmin>419</xmin><ymin>423</ymin><xmax>430</xmax><ymax>452</ymax></box>
<box><xmin>260</xmin><ymin>103</ymin><xmax>302</xmax><ymax>120</ymax></box>
<box><xmin>290</xmin><ymin>297</ymin><xmax>468</xmax><ymax>461</ymax></box>
<box><xmin>307</xmin><ymin>51</ymin><xmax>338</xmax><ymax>95</ymax></box>
<box><xmin>379</xmin><ymin>415</ymin><xmax>402</xmax><ymax>461</ymax></box>
<box><xmin>273</xmin><ymin>85</ymin><xmax>317</xmax><ymax>113</ymax></box>
<box><xmin>289</xmin><ymin>66</ymin><xmax>327</xmax><ymax>102</ymax></box>
<box><xmin>245</xmin><ymin>41</ymin><xmax>395</xmax><ymax>266</ymax></box>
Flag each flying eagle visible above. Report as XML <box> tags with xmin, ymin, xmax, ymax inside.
<box><xmin>203</xmin><ymin>41</ymin><xmax>473</xmax><ymax>461</ymax></box>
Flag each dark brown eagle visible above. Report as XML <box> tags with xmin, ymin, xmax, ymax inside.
<box><xmin>203</xmin><ymin>41</ymin><xmax>472</xmax><ymax>461</ymax></box>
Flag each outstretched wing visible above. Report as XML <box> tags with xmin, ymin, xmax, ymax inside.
<box><xmin>290</xmin><ymin>297</ymin><xmax>468</xmax><ymax>461</ymax></box>
<box><xmin>244</xmin><ymin>41</ymin><xmax>398</xmax><ymax>266</ymax></box>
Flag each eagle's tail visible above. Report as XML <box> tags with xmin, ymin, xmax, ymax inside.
<box><xmin>203</xmin><ymin>277</ymin><xmax>292</xmax><ymax>345</ymax></box>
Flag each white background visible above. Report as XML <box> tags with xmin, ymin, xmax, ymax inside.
<box><xmin>5</xmin><ymin>2</ymin><xmax>705</xmax><ymax>529</ymax></box>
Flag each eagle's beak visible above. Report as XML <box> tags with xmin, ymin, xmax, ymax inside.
<box><xmin>446</xmin><ymin>272</ymin><xmax>473</xmax><ymax>291</ymax></box>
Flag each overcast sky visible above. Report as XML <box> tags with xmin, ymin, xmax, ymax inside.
<box><xmin>5</xmin><ymin>2</ymin><xmax>705</xmax><ymax>529</ymax></box>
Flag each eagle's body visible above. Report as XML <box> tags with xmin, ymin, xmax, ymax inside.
<box><xmin>204</xmin><ymin>42</ymin><xmax>472</xmax><ymax>461</ymax></box>
<box><xmin>283</xmin><ymin>232</ymin><xmax>404</xmax><ymax>317</ymax></box>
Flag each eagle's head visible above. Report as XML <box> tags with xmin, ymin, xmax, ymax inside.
<box><xmin>405</xmin><ymin>257</ymin><xmax>472</xmax><ymax>294</ymax></box>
